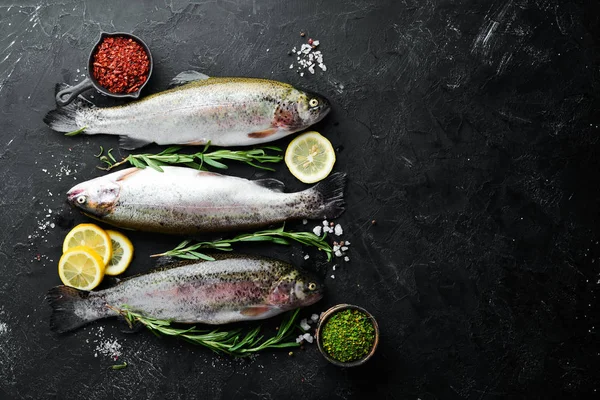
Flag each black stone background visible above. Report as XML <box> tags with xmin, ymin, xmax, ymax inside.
<box><xmin>0</xmin><ymin>1</ymin><xmax>599</xmax><ymax>399</ymax></box>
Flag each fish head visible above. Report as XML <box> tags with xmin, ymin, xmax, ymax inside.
<box><xmin>269</xmin><ymin>268</ymin><xmax>325</xmax><ymax>309</ymax></box>
<box><xmin>292</xmin><ymin>89</ymin><xmax>330</xmax><ymax>128</ymax></box>
<box><xmin>67</xmin><ymin>175</ymin><xmax>121</xmax><ymax>217</ymax></box>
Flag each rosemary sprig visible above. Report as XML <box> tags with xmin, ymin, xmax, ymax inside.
<box><xmin>95</xmin><ymin>143</ymin><xmax>282</xmax><ymax>172</ymax></box>
<box><xmin>151</xmin><ymin>225</ymin><xmax>333</xmax><ymax>261</ymax></box>
<box><xmin>114</xmin><ymin>306</ymin><xmax>302</xmax><ymax>357</ymax></box>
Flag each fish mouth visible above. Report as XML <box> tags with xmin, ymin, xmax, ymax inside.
<box><xmin>66</xmin><ymin>188</ymin><xmax>84</xmax><ymax>206</ymax></box>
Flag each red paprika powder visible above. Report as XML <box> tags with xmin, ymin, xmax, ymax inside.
<box><xmin>92</xmin><ymin>36</ymin><xmax>150</xmax><ymax>94</ymax></box>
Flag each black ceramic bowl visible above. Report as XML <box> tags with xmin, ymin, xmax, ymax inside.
<box><xmin>55</xmin><ymin>32</ymin><xmax>153</xmax><ymax>106</ymax></box>
<box><xmin>315</xmin><ymin>304</ymin><xmax>380</xmax><ymax>367</ymax></box>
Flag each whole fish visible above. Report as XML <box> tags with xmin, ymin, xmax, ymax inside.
<box><xmin>44</xmin><ymin>71</ymin><xmax>330</xmax><ymax>149</ymax></box>
<box><xmin>67</xmin><ymin>166</ymin><xmax>346</xmax><ymax>234</ymax></box>
<box><xmin>46</xmin><ymin>255</ymin><xmax>324</xmax><ymax>333</ymax></box>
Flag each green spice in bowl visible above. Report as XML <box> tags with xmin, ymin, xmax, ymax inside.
<box><xmin>316</xmin><ymin>304</ymin><xmax>379</xmax><ymax>367</ymax></box>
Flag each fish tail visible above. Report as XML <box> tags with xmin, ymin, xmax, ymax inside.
<box><xmin>303</xmin><ymin>172</ymin><xmax>347</xmax><ymax>219</ymax></box>
<box><xmin>43</xmin><ymin>83</ymin><xmax>92</xmax><ymax>135</ymax></box>
<box><xmin>46</xmin><ymin>286</ymin><xmax>110</xmax><ymax>333</ymax></box>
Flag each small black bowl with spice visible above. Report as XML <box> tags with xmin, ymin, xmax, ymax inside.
<box><xmin>316</xmin><ymin>304</ymin><xmax>379</xmax><ymax>367</ymax></box>
<box><xmin>56</xmin><ymin>32</ymin><xmax>153</xmax><ymax>106</ymax></box>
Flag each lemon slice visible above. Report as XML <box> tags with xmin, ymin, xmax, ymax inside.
<box><xmin>105</xmin><ymin>230</ymin><xmax>134</xmax><ymax>276</ymax></box>
<box><xmin>63</xmin><ymin>223</ymin><xmax>112</xmax><ymax>266</ymax></box>
<box><xmin>285</xmin><ymin>131</ymin><xmax>336</xmax><ymax>183</ymax></box>
<box><xmin>58</xmin><ymin>246</ymin><xmax>106</xmax><ymax>290</ymax></box>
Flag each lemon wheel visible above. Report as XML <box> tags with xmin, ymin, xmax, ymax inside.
<box><xmin>62</xmin><ymin>223</ymin><xmax>112</xmax><ymax>266</ymax></box>
<box><xmin>105</xmin><ymin>230</ymin><xmax>134</xmax><ymax>276</ymax></box>
<box><xmin>285</xmin><ymin>131</ymin><xmax>336</xmax><ymax>183</ymax></box>
<box><xmin>58</xmin><ymin>246</ymin><xmax>106</xmax><ymax>290</ymax></box>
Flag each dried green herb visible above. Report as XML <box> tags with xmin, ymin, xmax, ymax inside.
<box><xmin>321</xmin><ymin>309</ymin><xmax>376</xmax><ymax>363</ymax></box>
<box><xmin>111</xmin><ymin>362</ymin><xmax>128</xmax><ymax>370</ymax></box>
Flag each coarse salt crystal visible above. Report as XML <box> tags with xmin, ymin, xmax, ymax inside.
<box><xmin>303</xmin><ymin>219</ymin><xmax>307</xmax><ymax>225</ymax></box>
<box><xmin>311</xmin><ymin>314</ymin><xmax>319</xmax><ymax>322</ymax></box>
<box><xmin>344</xmin><ymin>256</ymin><xmax>350</xmax><ymax>262</ymax></box>
<box><xmin>334</xmin><ymin>224</ymin><xmax>343</xmax><ymax>236</ymax></box>
<box><xmin>299</xmin><ymin>72</ymin><xmax>304</xmax><ymax>77</ymax></box>
<box><xmin>313</xmin><ymin>226</ymin><xmax>322</xmax><ymax>236</ymax></box>
<box><xmin>322</xmin><ymin>220</ymin><xmax>328</xmax><ymax>226</ymax></box>
<box><xmin>341</xmin><ymin>246</ymin><xmax>348</xmax><ymax>251</ymax></box>
<box><xmin>296</xmin><ymin>335</ymin><xmax>304</xmax><ymax>343</ymax></box>
<box><xmin>308</xmin><ymin>65</ymin><xmax>315</xmax><ymax>74</ymax></box>
<box><xmin>335</xmin><ymin>250</ymin><xmax>343</xmax><ymax>257</ymax></box>
<box><xmin>289</xmin><ymin>64</ymin><xmax>294</xmax><ymax>69</ymax></box>
<box><xmin>304</xmin><ymin>254</ymin><xmax>310</xmax><ymax>260</ymax></box>
<box><xmin>303</xmin><ymin>333</ymin><xmax>314</xmax><ymax>343</ymax></box>
<box><xmin>332</xmin><ymin>245</ymin><xmax>340</xmax><ymax>252</ymax></box>
<box><xmin>345</xmin><ymin>241</ymin><xmax>350</xmax><ymax>245</ymax></box>
<box><xmin>300</xmin><ymin>319</ymin><xmax>311</xmax><ymax>331</ymax></box>
<box><xmin>333</xmin><ymin>265</ymin><xmax>336</xmax><ymax>271</ymax></box>
<box><xmin>312</xmin><ymin>40</ymin><xmax>320</xmax><ymax>46</ymax></box>
<box><xmin>330</xmin><ymin>275</ymin><xmax>335</xmax><ymax>279</ymax></box>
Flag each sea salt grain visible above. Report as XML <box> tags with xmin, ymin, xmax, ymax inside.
<box><xmin>304</xmin><ymin>254</ymin><xmax>310</xmax><ymax>260</ymax></box>
<box><xmin>334</xmin><ymin>224</ymin><xmax>343</xmax><ymax>236</ymax></box>
<box><xmin>311</xmin><ymin>314</ymin><xmax>319</xmax><ymax>322</ymax></box>
<box><xmin>344</xmin><ymin>256</ymin><xmax>350</xmax><ymax>262</ymax></box>
<box><xmin>313</xmin><ymin>226</ymin><xmax>322</xmax><ymax>236</ymax></box>
<box><xmin>300</xmin><ymin>319</ymin><xmax>311</xmax><ymax>331</ymax></box>
<box><xmin>303</xmin><ymin>333</ymin><xmax>314</xmax><ymax>343</ymax></box>
<box><xmin>95</xmin><ymin>338</ymin><xmax>122</xmax><ymax>359</ymax></box>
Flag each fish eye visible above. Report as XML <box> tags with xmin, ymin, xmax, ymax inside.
<box><xmin>76</xmin><ymin>195</ymin><xmax>87</xmax><ymax>204</ymax></box>
<box><xmin>309</xmin><ymin>98</ymin><xmax>319</xmax><ymax>107</ymax></box>
<box><xmin>308</xmin><ymin>282</ymin><xmax>317</xmax><ymax>291</ymax></box>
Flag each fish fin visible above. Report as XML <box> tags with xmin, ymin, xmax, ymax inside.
<box><xmin>254</xmin><ymin>178</ymin><xmax>285</xmax><ymax>192</ymax></box>
<box><xmin>46</xmin><ymin>286</ymin><xmax>102</xmax><ymax>333</ymax></box>
<box><xmin>197</xmin><ymin>171</ymin><xmax>223</xmax><ymax>177</ymax></box>
<box><xmin>240</xmin><ymin>305</ymin><xmax>273</xmax><ymax>317</ymax></box>
<box><xmin>154</xmin><ymin>255</ymin><xmax>178</xmax><ymax>268</ymax></box>
<box><xmin>304</xmin><ymin>172</ymin><xmax>347</xmax><ymax>219</ymax></box>
<box><xmin>116</xmin><ymin>168</ymin><xmax>142</xmax><ymax>182</ymax></box>
<box><xmin>44</xmin><ymin>88</ymin><xmax>93</xmax><ymax>133</ymax></box>
<box><xmin>248</xmin><ymin>128</ymin><xmax>278</xmax><ymax>139</ymax></box>
<box><xmin>119</xmin><ymin>136</ymin><xmax>152</xmax><ymax>150</ymax></box>
<box><xmin>169</xmin><ymin>70</ymin><xmax>210</xmax><ymax>87</ymax></box>
<box><xmin>184</xmin><ymin>140</ymin><xmax>207</xmax><ymax>146</ymax></box>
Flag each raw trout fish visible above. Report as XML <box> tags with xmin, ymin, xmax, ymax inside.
<box><xmin>46</xmin><ymin>255</ymin><xmax>324</xmax><ymax>333</ymax></box>
<box><xmin>44</xmin><ymin>71</ymin><xmax>330</xmax><ymax>149</ymax></box>
<box><xmin>67</xmin><ymin>166</ymin><xmax>346</xmax><ymax>234</ymax></box>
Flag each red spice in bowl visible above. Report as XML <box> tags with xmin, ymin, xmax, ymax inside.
<box><xmin>92</xmin><ymin>36</ymin><xmax>150</xmax><ymax>94</ymax></box>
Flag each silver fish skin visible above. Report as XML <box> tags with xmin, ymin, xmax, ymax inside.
<box><xmin>46</xmin><ymin>255</ymin><xmax>325</xmax><ymax>333</ymax></box>
<box><xmin>67</xmin><ymin>166</ymin><xmax>346</xmax><ymax>234</ymax></box>
<box><xmin>44</xmin><ymin>73</ymin><xmax>330</xmax><ymax>149</ymax></box>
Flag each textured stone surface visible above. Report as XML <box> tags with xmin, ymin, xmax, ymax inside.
<box><xmin>0</xmin><ymin>0</ymin><xmax>598</xmax><ymax>398</ymax></box>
